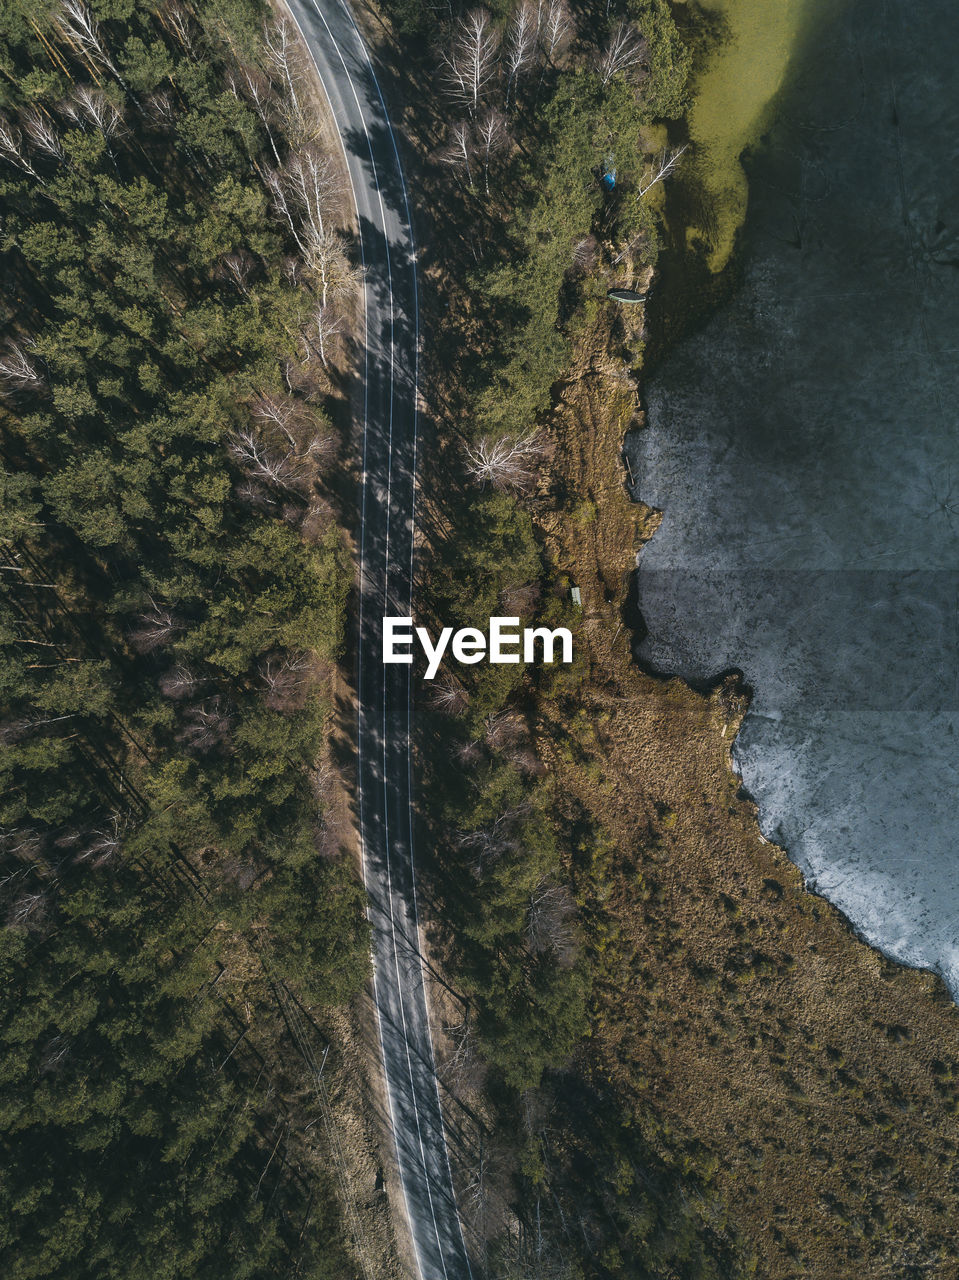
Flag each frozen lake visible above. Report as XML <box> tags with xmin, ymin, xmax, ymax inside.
<box><xmin>628</xmin><ymin>0</ymin><xmax>959</xmax><ymax>992</ymax></box>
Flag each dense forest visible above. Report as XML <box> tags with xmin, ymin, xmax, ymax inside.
<box><xmin>0</xmin><ymin>1</ymin><xmax>370</xmax><ymax>1276</ymax></box>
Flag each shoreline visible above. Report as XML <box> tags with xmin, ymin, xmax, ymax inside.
<box><xmin>626</xmin><ymin>0</ymin><xmax>959</xmax><ymax>1014</ymax></box>
<box><xmin>621</xmin><ymin>521</ymin><xmax>959</xmax><ymax>1006</ymax></box>
<box><xmin>616</xmin><ymin>452</ymin><xmax>959</xmax><ymax>1005</ymax></box>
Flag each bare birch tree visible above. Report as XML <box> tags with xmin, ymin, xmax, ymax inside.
<box><xmin>539</xmin><ymin>0</ymin><xmax>572</xmax><ymax>65</ymax></box>
<box><xmin>0</xmin><ymin>116</ymin><xmax>39</xmax><ymax>179</ymax></box>
<box><xmin>65</xmin><ymin>86</ymin><xmax>125</xmax><ymax>140</ymax></box>
<box><xmin>263</xmin><ymin>16</ymin><xmax>302</xmax><ymax>117</ymax></box>
<box><xmin>234</xmin><ymin>479</ymin><xmax>277</xmax><ymax>510</ymax></box>
<box><xmin>429</xmin><ymin>673</ymin><xmax>469</xmax><ymax>715</ymax></box>
<box><xmin>266</xmin><ymin>154</ymin><xmax>359</xmax><ymax>322</ymax></box>
<box><xmin>2</xmin><ymin>712</ymin><xmax>78</xmax><ymax>743</ymax></box>
<box><xmin>508</xmin><ymin>746</ymin><xmax>545</xmax><ymax>776</ymax></box>
<box><xmin>571</xmin><ymin>234</ymin><xmax>599</xmax><ymax>274</ymax></box>
<box><xmin>250</xmin><ymin>390</ymin><xmax>304</xmax><ymax>435</ymax></box>
<box><xmin>229</xmin><ymin>410</ymin><xmax>330</xmax><ymax>491</ymax></box>
<box><xmin>455</xmin><ymin>739</ymin><xmax>483</xmax><ymax>767</ymax></box>
<box><xmin>441</xmin><ymin>9</ymin><xmax>501</xmax><ymax>116</ymax></box>
<box><xmin>456</xmin><ymin>826</ymin><xmax>506</xmax><ymax>879</ymax></box>
<box><xmin>611</xmin><ymin>145</ymin><xmax>688</xmax><ymax>265</ymax></box>
<box><xmin>0</xmin><ymin>341</ymin><xmax>42</xmax><ymax>393</ymax></box>
<box><xmin>129</xmin><ymin>603</ymin><xmax>183</xmax><ymax>654</ymax></box>
<box><xmin>21</xmin><ymin>108</ymin><xmax>64</xmax><ymax>163</ymax></box>
<box><xmin>439</xmin><ymin>120</ymin><xmax>475</xmax><ymax>188</ymax></box>
<box><xmin>6</xmin><ymin>890</ymin><xmax>49</xmax><ymax>932</ymax></box>
<box><xmin>0</xmin><ymin>828</ymin><xmax>46</xmax><ymax>872</ymax></box>
<box><xmin>457</xmin><ymin>804</ymin><xmax>530</xmax><ymax>876</ymax></box>
<box><xmin>505</xmin><ymin>0</ymin><xmax>539</xmax><ymax>106</ymax></box>
<box><xmin>177</xmin><ymin>698</ymin><xmax>233</xmax><ymax>752</ymax></box>
<box><xmin>283</xmin><ymin>148</ymin><xmax>338</xmax><ymax>240</ymax></box>
<box><xmin>475</xmin><ymin>107</ymin><xmax>509</xmax><ymax>194</ymax></box>
<box><xmin>483</xmin><ymin>709</ymin><xmax>525</xmax><ymax>750</ymax></box>
<box><xmin>304</xmin><ymin>234</ymin><xmax>360</xmax><ymax>314</ymax></box>
<box><xmin>464</xmin><ymin>430</ymin><xmax>546</xmax><ymax>490</ymax></box>
<box><xmin>228</xmin><ymin>427</ymin><xmax>304</xmax><ymax>489</ymax></box>
<box><xmin>158</xmin><ymin>664</ymin><xmax>200</xmax><ymax>701</ymax></box>
<box><xmin>499</xmin><ymin>580</ymin><xmax>541</xmax><ymax>616</ymax></box>
<box><xmin>264</xmin><ymin>16</ymin><xmax>313</xmax><ymax>142</ymax></box>
<box><xmin>57</xmin><ymin>0</ymin><xmax>121</xmax><ymax>81</ymax></box>
<box><xmin>219</xmin><ymin>249</ymin><xmax>255</xmax><ymax>293</ymax></box>
<box><xmin>309</xmin><ymin>761</ymin><xmax>335</xmax><ymax>805</ymax></box>
<box><xmin>636</xmin><ymin>143</ymin><xmax>688</xmax><ymax>198</ymax></box>
<box><xmin>306</xmin><ymin>303</ymin><xmax>344</xmax><ymax>368</ymax></box>
<box><xmin>265</xmin><ymin>168</ymin><xmax>304</xmax><ymax>251</ymax></box>
<box><xmin>163</xmin><ymin>2</ymin><xmax>194</xmax><ymax>55</ymax></box>
<box><xmin>144</xmin><ymin>89</ymin><xmax>176</xmax><ymax>128</ymax></box>
<box><xmin>442</xmin><ymin>1018</ymin><xmax>487</xmax><ymax>1091</ymax></box>
<box><xmin>39</xmin><ymin>1035</ymin><xmax>71</xmax><ymax>1074</ymax></box>
<box><xmin>526</xmin><ymin>880</ymin><xmax>577</xmax><ymax>963</ymax></box>
<box><xmin>76</xmin><ymin>813</ymin><xmax>123</xmax><ymax>867</ymax></box>
<box><xmin>258</xmin><ymin>651</ymin><xmax>311</xmax><ymax>711</ymax></box>
<box><xmin>598</xmin><ymin>21</ymin><xmax>648</xmax><ymax>86</ymax></box>
<box><xmin>230</xmin><ymin>66</ymin><xmax>282</xmax><ymax>164</ymax></box>
<box><xmin>266</xmin><ymin>150</ymin><xmax>335</xmax><ymax>255</ymax></box>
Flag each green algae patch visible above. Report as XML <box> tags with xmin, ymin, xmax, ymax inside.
<box><xmin>680</xmin><ymin>0</ymin><xmax>816</xmax><ymax>271</ymax></box>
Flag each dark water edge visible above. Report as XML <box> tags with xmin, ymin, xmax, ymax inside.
<box><xmin>625</xmin><ymin>0</ymin><xmax>959</xmax><ymax>996</ymax></box>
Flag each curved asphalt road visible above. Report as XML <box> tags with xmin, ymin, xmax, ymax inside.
<box><xmin>282</xmin><ymin>3</ymin><xmax>472</xmax><ymax>1277</ymax></box>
